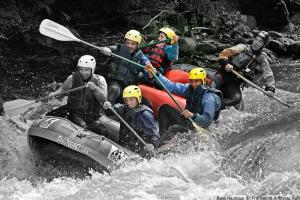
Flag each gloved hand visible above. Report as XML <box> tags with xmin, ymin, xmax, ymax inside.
<box><xmin>100</xmin><ymin>47</ymin><xmax>112</xmax><ymax>56</ymax></box>
<box><xmin>103</xmin><ymin>101</ymin><xmax>112</xmax><ymax>110</ymax></box>
<box><xmin>145</xmin><ymin>63</ymin><xmax>157</xmax><ymax>79</ymax></box>
<box><xmin>143</xmin><ymin>143</ymin><xmax>154</xmax><ymax>152</ymax></box>
<box><xmin>87</xmin><ymin>82</ymin><xmax>97</xmax><ymax>90</ymax></box>
<box><xmin>225</xmin><ymin>64</ymin><xmax>234</xmax><ymax>72</ymax></box>
<box><xmin>264</xmin><ymin>86</ymin><xmax>275</xmax><ymax>97</ymax></box>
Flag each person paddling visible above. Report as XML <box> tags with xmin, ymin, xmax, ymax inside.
<box><xmin>103</xmin><ymin>85</ymin><xmax>160</xmax><ymax>153</ymax></box>
<box><xmin>99</xmin><ymin>30</ymin><xmax>154</xmax><ymax>104</ymax></box>
<box><xmin>146</xmin><ymin>67</ymin><xmax>222</xmax><ymax>135</ymax></box>
<box><xmin>49</xmin><ymin>55</ymin><xmax>108</xmax><ymax>134</ymax></box>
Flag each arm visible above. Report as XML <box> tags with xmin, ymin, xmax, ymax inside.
<box><xmin>218</xmin><ymin>44</ymin><xmax>246</xmax><ymax>68</ymax></box>
<box><xmin>164</xmin><ymin>44</ymin><xmax>179</xmax><ymax>62</ymax></box>
<box><xmin>137</xmin><ymin>111</ymin><xmax>160</xmax><ymax>147</ymax></box>
<box><xmin>92</xmin><ymin>75</ymin><xmax>108</xmax><ymax>104</ymax></box>
<box><xmin>61</xmin><ymin>75</ymin><xmax>73</xmax><ymax>91</ymax></box>
<box><xmin>258</xmin><ymin>55</ymin><xmax>276</xmax><ymax>90</ymax></box>
<box><xmin>156</xmin><ymin>74</ymin><xmax>189</xmax><ymax>97</ymax></box>
<box><xmin>193</xmin><ymin>93</ymin><xmax>221</xmax><ymax>128</ymax></box>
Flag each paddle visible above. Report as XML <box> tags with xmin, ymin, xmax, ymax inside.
<box><xmin>230</xmin><ymin>69</ymin><xmax>292</xmax><ymax>108</ymax></box>
<box><xmin>106</xmin><ymin>105</ymin><xmax>155</xmax><ymax>153</ymax></box>
<box><xmin>139</xmin><ymin>39</ymin><xmax>170</xmax><ymax>49</ymax></box>
<box><xmin>4</xmin><ymin>85</ymin><xmax>86</xmax><ymax>117</ymax></box>
<box><xmin>39</xmin><ymin>19</ymin><xmax>206</xmax><ymax>135</ymax></box>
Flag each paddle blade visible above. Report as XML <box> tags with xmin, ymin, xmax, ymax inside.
<box><xmin>3</xmin><ymin>99</ymin><xmax>40</xmax><ymax>117</ymax></box>
<box><xmin>39</xmin><ymin>19</ymin><xmax>80</xmax><ymax>42</ymax></box>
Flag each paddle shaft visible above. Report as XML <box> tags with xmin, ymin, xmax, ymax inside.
<box><xmin>6</xmin><ymin>85</ymin><xmax>87</xmax><ymax>112</ymax></box>
<box><xmin>108</xmin><ymin>107</ymin><xmax>148</xmax><ymax>146</ymax></box>
<box><xmin>37</xmin><ymin>85</ymin><xmax>87</xmax><ymax>103</ymax></box>
<box><xmin>230</xmin><ymin>69</ymin><xmax>292</xmax><ymax>108</ymax></box>
<box><xmin>139</xmin><ymin>39</ymin><xmax>170</xmax><ymax>49</ymax></box>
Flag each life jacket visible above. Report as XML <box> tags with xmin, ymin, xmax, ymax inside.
<box><xmin>118</xmin><ymin>105</ymin><xmax>153</xmax><ymax>152</ymax></box>
<box><xmin>143</xmin><ymin>46</ymin><xmax>172</xmax><ymax>73</ymax></box>
<box><xmin>107</xmin><ymin>44</ymin><xmax>143</xmax><ymax>86</ymax></box>
<box><xmin>67</xmin><ymin>71</ymin><xmax>101</xmax><ymax>120</ymax></box>
<box><xmin>229</xmin><ymin>50</ymin><xmax>259</xmax><ymax>80</ymax></box>
<box><xmin>185</xmin><ymin>85</ymin><xmax>223</xmax><ymax>121</ymax></box>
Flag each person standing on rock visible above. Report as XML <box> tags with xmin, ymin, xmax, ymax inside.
<box><xmin>142</xmin><ymin>27</ymin><xmax>179</xmax><ymax>75</ymax></box>
<box><xmin>215</xmin><ymin>31</ymin><xmax>276</xmax><ymax>107</ymax></box>
<box><xmin>99</xmin><ymin>30</ymin><xmax>154</xmax><ymax>104</ymax></box>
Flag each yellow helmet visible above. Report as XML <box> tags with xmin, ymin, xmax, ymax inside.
<box><xmin>188</xmin><ymin>67</ymin><xmax>206</xmax><ymax>83</ymax></box>
<box><xmin>123</xmin><ymin>85</ymin><xmax>142</xmax><ymax>103</ymax></box>
<box><xmin>159</xmin><ymin>27</ymin><xmax>176</xmax><ymax>44</ymax></box>
<box><xmin>124</xmin><ymin>30</ymin><xmax>142</xmax><ymax>46</ymax></box>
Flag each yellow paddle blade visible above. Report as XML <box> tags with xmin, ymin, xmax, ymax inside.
<box><xmin>191</xmin><ymin>122</ymin><xmax>207</xmax><ymax>134</ymax></box>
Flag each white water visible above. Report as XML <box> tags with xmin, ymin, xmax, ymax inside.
<box><xmin>0</xmin><ymin>87</ymin><xmax>300</xmax><ymax>200</ymax></box>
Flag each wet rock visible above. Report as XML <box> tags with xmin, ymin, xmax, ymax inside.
<box><xmin>179</xmin><ymin>37</ymin><xmax>197</xmax><ymax>53</ymax></box>
<box><xmin>268</xmin><ymin>31</ymin><xmax>284</xmax><ymax>39</ymax></box>
<box><xmin>268</xmin><ymin>39</ymin><xmax>287</xmax><ymax>56</ymax></box>
<box><xmin>278</xmin><ymin>37</ymin><xmax>295</xmax><ymax>46</ymax></box>
<box><xmin>238</xmin><ymin>0</ymin><xmax>290</xmax><ymax>28</ymax></box>
<box><xmin>196</xmin><ymin>41</ymin><xmax>218</xmax><ymax>54</ymax></box>
<box><xmin>286</xmin><ymin>41</ymin><xmax>300</xmax><ymax>56</ymax></box>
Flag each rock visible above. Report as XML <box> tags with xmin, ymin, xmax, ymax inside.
<box><xmin>199</xmin><ymin>55</ymin><xmax>218</xmax><ymax>62</ymax></box>
<box><xmin>278</xmin><ymin>37</ymin><xmax>295</xmax><ymax>46</ymax></box>
<box><xmin>238</xmin><ymin>0</ymin><xmax>290</xmax><ymax>28</ymax></box>
<box><xmin>286</xmin><ymin>41</ymin><xmax>300</xmax><ymax>56</ymax></box>
<box><xmin>196</xmin><ymin>41</ymin><xmax>218</xmax><ymax>54</ymax></box>
<box><xmin>268</xmin><ymin>39</ymin><xmax>287</xmax><ymax>56</ymax></box>
<box><xmin>268</xmin><ymin>31</ymin><xmax>284</xmax><ymax>38</ymax></box>
<box><xmin>179</xmin><ymin>37</ymin><xmax>197</xmax><ymax>53</ymax></box>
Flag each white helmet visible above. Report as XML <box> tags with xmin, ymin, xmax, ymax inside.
<box><xmin>77</xmin><ymin>55</ymin><xmax>96</xmax><ymax>73</ymax></box>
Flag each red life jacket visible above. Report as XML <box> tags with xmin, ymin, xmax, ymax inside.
<box><xmin>143</xmin><ymin>46</ymin><xmax>172</xmax><ymax>73</ymax></box>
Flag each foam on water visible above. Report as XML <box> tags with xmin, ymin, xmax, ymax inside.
<box><xmin>0</xmin><ymin>88</ymin><xmax>300</xmax><ymax>199</ymax></box>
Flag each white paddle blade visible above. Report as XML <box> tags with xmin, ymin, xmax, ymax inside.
<box><xmin>39</xmin><ymin>19</ymin><xmax>80</xmax><ymax>42</ymax></box>
<box><xmin>3</xmin><ymin>99</ymin><xmax>40</xmax><ymax>117</ymax></box>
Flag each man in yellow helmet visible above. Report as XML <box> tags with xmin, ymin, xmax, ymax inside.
<box><xmin>103</xmin><ymin>85</ymin><xmax>160</xmax><ymax>153</ymax></box>
<box><xmin>143</xmin><ymin>27</ymin><xmax>179</xmax><ymax>75</ymax></box>
<box><xmin>99</xmin><ymin>30</ymin><xmax>154</xmax><ymax>104</ymax></box>
<box><xmin>146</xmin><ymin>67</ymin><xmax>222</xmax><ymax>134</ymax></box>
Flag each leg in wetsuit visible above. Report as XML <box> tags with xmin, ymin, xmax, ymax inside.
<box><xmin>158</xmin><ymin>105</ymin><xmax>189</xmax><ymax>141</ymax></box>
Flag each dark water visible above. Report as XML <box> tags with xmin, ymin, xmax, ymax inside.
<box><xmin>0</xmin><ymin>62</ymin><xmax>299</xmax><ymax>199</ymax></box>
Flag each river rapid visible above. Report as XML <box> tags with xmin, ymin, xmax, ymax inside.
<box><xmin>0</xmin><ymin>61</ymin><xmax>299</xmax><ymax>200</ymax></box>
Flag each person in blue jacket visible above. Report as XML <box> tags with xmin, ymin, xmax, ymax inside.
<box><xmin>147</xmin><ymin>67</ymin><xmax>222</xmax><ymax>135</ymax></box>
<box><xmin>103</xmin><ymin>85</ymin><xmax>160</xmax><ymax>153</ymax></box>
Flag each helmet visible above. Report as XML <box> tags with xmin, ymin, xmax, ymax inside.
<box><xmin>124</xmin><ymin>30</ymin><xmax>142</xmax><ymax>46</ymax></box>
<box><xmin>159</xmin><ymin>27</ymin><xmax>176</xmax><ymax>44</ymax></box>
<box><xmin>188</xmin><ymin>67</ymin><xmax>206</xmax><ymax>83</ymax></box>
<box><xmin>257</xmin><ymin>31</ymin><xmax>270</xmax><ymax>46</ymax></box>
<box><xmin>123</xmin><ymin>85</ymin><xmax>142</xmax><ymax>103</ymax></box>
<box><xmin>77</xmin><ymin>55</ymin><xmax>96</xmax><ymax>73</ymax></box>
